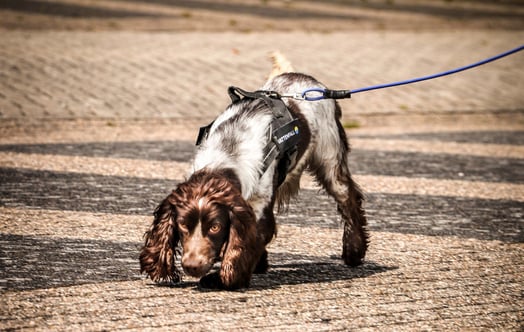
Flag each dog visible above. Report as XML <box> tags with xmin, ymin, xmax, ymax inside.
<box><xmin>139</xmin><ymin>52</ymin><xmax>368</xmax><ymax>290</ymax></box>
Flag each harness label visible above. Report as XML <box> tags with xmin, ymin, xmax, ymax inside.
<box><xmin>277</xmin><ymin>125</ymin><xmax>299</xmax><ymax>144</ymax></box>
<box><xmin>273</xmin><ymin>119</ymin><xmax>300</xmax><ymax>154</ymax></box>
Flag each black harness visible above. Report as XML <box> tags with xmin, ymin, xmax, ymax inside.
<box><xmin>196</xmin><ymin>86</ymin><xmax>301</xmax><ymax>186</ymax></box>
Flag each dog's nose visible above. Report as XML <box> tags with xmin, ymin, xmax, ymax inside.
<box><xmin>181</xmin><ymin>255</ymin><xmax>208</xmax><ymax>278</ymax></box>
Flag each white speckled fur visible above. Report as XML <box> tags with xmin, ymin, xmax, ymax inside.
<box><xmin>192</xmin><ymin>73</ymin><xmax>344</xmax><ymax>220</ymax></box>
<box><xmin>192</xmin><ymin>104</ymin><xmax>273</xmax><ymax>195</ymax></box>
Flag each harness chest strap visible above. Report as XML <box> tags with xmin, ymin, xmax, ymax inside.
<box><xmin>262</xmin><ymin>116</ymin><xmax>300</xmax><ymax>186</ymax></box>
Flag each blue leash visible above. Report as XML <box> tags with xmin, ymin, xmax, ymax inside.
<box><xmin>285</xmin><ymin>44</ymin><xmax>524</xmax><ymax>101</ymax></box>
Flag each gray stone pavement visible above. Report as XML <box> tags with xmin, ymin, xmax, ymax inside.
<box><xmin>1</xmin><ymin>30</ymin><xmax>523</xmax><ymax>124</ymax></box>
<box><xmin>1</xmin><ymin>2</ymin><xmax>524</xmax><ymax>330</ymax></box>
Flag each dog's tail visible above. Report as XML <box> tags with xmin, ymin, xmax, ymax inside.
<box><xmin>268</xmin><ymin>51</ymin><xmax>295</xmax><ymax>80</ymax></box>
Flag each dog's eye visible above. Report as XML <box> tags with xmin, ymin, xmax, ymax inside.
<box><xmin>209</xmin><ymin>223</ymin><xmax>222</xmax><ymax>234</ymax></box>
<box><xmin>178</xmin><ymin>223</ymin><xmax>188</xmax><ymax>233</ymax></box>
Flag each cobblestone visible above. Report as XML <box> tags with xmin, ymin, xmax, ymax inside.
<box><xmin>1</xmin><ymin>129</ymin><xmax>522</xmax><ymax>330</ymax></box>
<box><xmin>1</xmin><ymin>1</ymin><xmax>523</xmax><ymax>330</ymax></box>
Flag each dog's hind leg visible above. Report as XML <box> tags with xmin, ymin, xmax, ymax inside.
<box><xmin>338</xmin><ymin>171</ymin><xmax>368</xmax><ymax>267</ymax></box>
<box><xmin>310</xmin><ymin>117</ymin><xmax>368</xmax><ymax>266</ymax></box>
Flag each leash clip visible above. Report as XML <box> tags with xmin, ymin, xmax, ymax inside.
<box><xmin>281</xmin><ymin>89</ymin><xmax>325</xmax><ymax>101</ymax></box>
<box><xmin>280</xmin><ymin>92</ymin><xmax>306</xmax><ymax>100</ymax></box>
<box><xmin>281</xmin><ymin>88</ymin><xmax>327</xmax><ymax>101</ymax></box>
<box><xmin>301</xmin><ymin>88</ymin><xmax>326</xmax><ymax>101</ymax></box>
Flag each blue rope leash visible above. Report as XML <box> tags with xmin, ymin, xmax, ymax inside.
<box><xmin>293</xmin><ymin>44</ymin><xmax>524</xmax><ymax>101</ymax></box>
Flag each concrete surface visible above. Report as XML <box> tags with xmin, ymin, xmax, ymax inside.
<box><xmin>0</xmin><ymin>0</ymin><xmax>523</xmax><ymax>330</ymax></box>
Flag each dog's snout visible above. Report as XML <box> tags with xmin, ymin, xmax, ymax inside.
<box><xmin>181</xmin><ymin>254</ymin><xmax>211</xmax><ymax>278</ymax></box>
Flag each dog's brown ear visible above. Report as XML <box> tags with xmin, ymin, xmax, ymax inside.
<box><xmin>219</xmin><ymin>196</ymin><xmax>259</xmax><ymax>289</ymax></box>
<box><xmin>139</xmin><ymin>193</ymin><xmax>181</xmax><ymax>283</ymax></box>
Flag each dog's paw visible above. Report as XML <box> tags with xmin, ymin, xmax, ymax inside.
<box><xmin>342</xmin><ymin>243</ymin><xmax>366</xmax><ymax>267</ymax></box>
<box><xmin>342</xmin><ymin>252</ymin><xmax>364</xmax><ymax>267</ymax></box>
<box><xmin>342</xmin><ymin>224</ymin><xmax>368</xmax><ymax>267</ymax></box>
<box><xmin>198</xmin><ymin>272</ymin><xmax>223</xmax><ymax>289</ymax></box>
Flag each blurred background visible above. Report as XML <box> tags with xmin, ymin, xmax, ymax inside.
<box><xmin>1</xmin><ymin>0</ymin><xmax>523</xmax><ymax>31</ymax></box>
<box><xmin>1</xmin><ymin>0</ymin><xmax>523</xmax><ymax>123</ymax></box>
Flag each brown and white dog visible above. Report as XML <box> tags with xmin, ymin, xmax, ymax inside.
<box><xmin>139</xmin><ymin>53</ymin><xmax>368</xmax><ymax>290</ymax></box>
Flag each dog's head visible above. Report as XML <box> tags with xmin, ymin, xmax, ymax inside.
<box><xmin>139</xmin><ymin>169</ymin><xmax>257</xmax><ymax>286</ymax></box>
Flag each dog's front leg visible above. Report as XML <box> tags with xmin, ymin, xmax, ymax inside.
<box><xmin>253</xmin><ymin>204</ymin><xmax>277</xmax><ymax>274</ymax></box>
<box><xmin>198</xmin><ymin>245</ymin><xmax>262</xmax><ymax>290</ymax></box>
<box><xmin>198</xmin><ymin>246</ymin><xmax>265</xmax><ymax>290</ymax></box>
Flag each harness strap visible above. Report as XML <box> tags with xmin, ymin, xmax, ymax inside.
<box><xmin>228</xmin><ymin>86</ymin><xmax>280</xmax><ymax>103</ymax></box>
<box><xmin>228</xmin><ymin>86</ymin><xmax>288</xmax><ymax>119</ymax></box>
<box><xmin>196</xmin><ymin>121</ymin><xmax>214</xmax><ymax>146</ymax></box>
<box><xmin>228</xmin><ymin>86</ymin><xmax>299</xmax><ymax>183</ymax></box>
<box><xmin>264</xmin><ymin>117</ymin><xmax>300</xmax><ymax>186</ymax></box>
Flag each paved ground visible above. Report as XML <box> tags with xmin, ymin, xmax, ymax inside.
<box><xmin>1</xmin><ymin>30</ymin><xmax>524</xmax><ymax>122</ymax></box>
<box><xmin>1</xmin><ymin>0</ymin><xmax>524</xmax><ymax>331</ymax></box>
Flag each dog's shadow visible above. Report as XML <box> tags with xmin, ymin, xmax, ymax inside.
<box><xmin>250</xmin><ymin>253</ymin><xmax>396</xmax><ymax>290</ymax></box>
<box><xmin>168</xmin><ymin>252</ymin><xmax>396</xmax><ymax>291</ymax></box>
